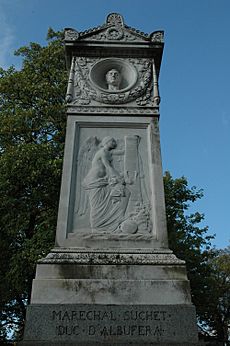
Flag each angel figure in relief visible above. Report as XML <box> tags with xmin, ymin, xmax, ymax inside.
<box><xmin>76</xmin><ymin>136</ymin><xmax>131</xmax><ymax>232</ymax></box>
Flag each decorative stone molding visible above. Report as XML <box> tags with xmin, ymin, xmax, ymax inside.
<box><xmin>39</xmin><ymin>251</ymin><xmax>185</xmax><ymax>265</ymax></box>
<box><xmin>106</xmin><ymin>13</ymin><xmax>124</xmax><ymax>27</ymax></box>
<box><xmin>64</xmin><ymin>28</ymin><xmax>79</xmax><ymax>41</ymax></box>
<box><xmin>106</xmin><ymin>27</ymin><xmax>124</xmax><ymax>40</ymax></box>
<box><xmin>51</xmin><ymin>247</ymin><xmax>173</xmax><ymax>254</ymax></box>
<box><xmin>67</xmin><ymin>106</ymin><xmax>159</xmax><ymax>115</ymax></box>
<box><xmin>83</xmin><ymin>28</ymin><xmax>147</xmax><ymax>42</ymax></box>
<box><xmin>150</xmin><ymin>31</ymin><xmax>164</xmax><ymax>43</ymax></box>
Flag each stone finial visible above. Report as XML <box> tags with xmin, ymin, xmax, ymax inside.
<box><xmin>150</xmin><ymin>31</ymin><xmax>164</xmax><ymax>43</ymax></box>
<box><xmin>106</xmin><ymin>13</ymin><xmax>124</xmax><ymax>27</ymax></box>
<box><xmin>64</xmin><ymin>28</ymin><xmax>79</xmax><ymax>41</ymax></box>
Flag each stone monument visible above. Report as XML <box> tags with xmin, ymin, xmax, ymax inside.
<box><xmin>22</xmin><ymin>13</ymin><xmax>199</xmax><ymax>345</ymax></box>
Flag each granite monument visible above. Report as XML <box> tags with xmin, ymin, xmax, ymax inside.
<box><xmin>22</xmin><ymin>13</ymin><xmax>199</xmax><ymax>345</ymax></box>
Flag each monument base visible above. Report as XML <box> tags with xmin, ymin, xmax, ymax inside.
<box><xmin>22</xmin><ymin>249</ymin><xmax>198</xmax><ymax>345</ymax></box>
<box><xmin>22</xmin><ymin>304</ymin><xmax>198</xmax><ymax>345</ymax></box>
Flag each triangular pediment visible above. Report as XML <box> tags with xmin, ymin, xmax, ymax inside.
<box><xmin>64</xmin><ymin>13</ymin><xmax>164</xmax><ymax>44</ymax></box>
<box><xmin>79</xmin><ymin>25</ymin><xmax>149</xmax><ymax>43</ymax></box>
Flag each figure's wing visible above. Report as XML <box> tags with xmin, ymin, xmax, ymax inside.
<box><xmin>75</xmin><ymin>136</ymin><xmax>100</xmax><ymax>216</ymax></box>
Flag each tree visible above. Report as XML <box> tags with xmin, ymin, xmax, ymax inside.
<box><xmin>200</xmin><ymin>246</ymin><xmax>230</xmax><ymax>345</ymax></box>
<box><xmin>0</xmin><ymin>29</ymin><xmax>67</xmax><ymax>340</ymax></box>
<box><xmin>164</xmin><ymin>172</ymin><xmax>229</xmax><ymax>345</ymax></box>
<box><xmin>164</xmin><ymin>171</ymin><xmax>215</xmax><ymax>309</ymax></box>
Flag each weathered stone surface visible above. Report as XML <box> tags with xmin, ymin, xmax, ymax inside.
<box><xmin>31</xmin><ymin>258</ymin><xmax>192</xmax><ymax>306</ymax></box>
<box><xmin>38</xmin><ymin>250</ymin><xmax>185</xmax><ymax>265</ymax></box>
<box><xmin>36</xmin><ymin>263</ymin><xmax>187</xmax><ymax>280</ymax></box>
<box><xmin>31</xmin><ymin>278</ymin><xmax>192</xmax><ymax>305</ymax></box>
<box><xmin>23</xmin><ymin>304</ymin><xmax>198</xmax><ymax>344</ymax></box>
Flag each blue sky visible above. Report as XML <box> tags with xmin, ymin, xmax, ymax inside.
<box><xmin>1</xmin><ymin>0</ymin><xmax>229</xmax><ymax>249</ymax></box>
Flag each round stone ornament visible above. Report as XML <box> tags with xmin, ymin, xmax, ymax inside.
<box><xmin>120</xmin><ymin>219</ymin><xmax>138</xmax><ymax>234</ymax></box>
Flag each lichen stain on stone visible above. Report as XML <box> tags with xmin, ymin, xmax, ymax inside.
<box><xmin>62</xmin><ymin>279</ymin><xmax>83</xmax><ymax>293</ymax></box>
<box><xmin>172</xmin><ymin>280</ymin><xmax>191</xmax><ymax>303</ymax></box>
<box><xmin>57</xmin><ymin>264</ymin><xmax>73</xmax><ymax>279</ymax></box>
<box><xmin>62</xmin><ymin>279</ymin><xmax>74</xmax><ymax>291</ymax></box>
<box><xmin>162</xmin><ymin>265</ymin><xmax>187</xmax><ymax>280</ymax></box>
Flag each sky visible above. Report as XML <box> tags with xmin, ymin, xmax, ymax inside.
<box><xmin>0</xmin><ymin>0</ymin><xmax>229</xmax><ymax>249</ymax></box>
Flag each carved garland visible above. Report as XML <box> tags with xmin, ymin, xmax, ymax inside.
<box><xmin>83</xmin><ymin>28</ymin><xmax>145</xmax><ymax>42</ymax></box>
<box><xmin>72</xmin><ymin>57</ymin><xmax>153</xmax><ymax>106</ymax></box>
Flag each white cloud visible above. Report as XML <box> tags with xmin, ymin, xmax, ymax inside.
<box><xmin>221</xmin><ymin>111</ymin><xmax>230</xmax><ymax>127</ymax></box>
<box><xmin>0</xmin><ymin>6</ymin><xmax>15</xmax><ymax>69</ymax></box>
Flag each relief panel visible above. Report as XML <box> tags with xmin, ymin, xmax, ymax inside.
<box><xmin>69</xmin><ymin>125</ymin><xmax>153</xmax><ymax>241</ymax></box>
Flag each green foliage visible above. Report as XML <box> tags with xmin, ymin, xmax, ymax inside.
<box><xmin>0</xmin><ymin>30</ymin><xmax>67</xmax><ymax>340</ymax></box>
<box><xmin>201</xmin><ymin>247</ymin><xmax>230</xmax><ymax>344</ymax></box>
<box><xmin>164</xmin><ymin>172</ymin><xmax>214</xmax><ymax>309</ymax></box>
<box><xmin>164</xmin><ymin>172</ymin><xmax>229</xmax><ymax>344</ymax></box>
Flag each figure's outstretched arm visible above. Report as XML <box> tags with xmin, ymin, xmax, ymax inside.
<box><xmin>101</xmin><ymin>153</ymin><xmax>120</xmax><ymax>178</ymax></box>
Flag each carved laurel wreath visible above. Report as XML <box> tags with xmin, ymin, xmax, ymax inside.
<box><xmin>72</xmin><ymin>57</ymin><xmax>153</xmax><ymax>106</ymax></box>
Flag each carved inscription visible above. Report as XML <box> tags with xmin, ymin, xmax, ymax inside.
<box><xmin>24</xmin><ymin>304</ymin><xmax>198</xmax><ymax>342</ymax></box>
<box><xmin>52</xmin><ymin>308</ymin><xmax>171</xmax><ymax>340</ymax></box>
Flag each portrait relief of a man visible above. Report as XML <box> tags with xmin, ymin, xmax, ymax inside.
<box><xmin>105</xmin><ymin>69</ymin><xmax>121</xmax><ymax>91</ymax></box>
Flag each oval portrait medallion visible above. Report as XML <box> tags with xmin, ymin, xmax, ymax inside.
<box><xmin>89</xmin><ymin>58</ymin><xmax>138</xmax><ymax>93</ymax></box>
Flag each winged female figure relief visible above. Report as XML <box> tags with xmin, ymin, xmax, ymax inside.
<box><xmin>82</xmin><ymin>136</ymin><xmax>130</xmax><ymax>232</ymax></box>
<box><xmin>75</xmin><ymin>135</ymin><xmax>152</xmax><ymax>236</ymax></box>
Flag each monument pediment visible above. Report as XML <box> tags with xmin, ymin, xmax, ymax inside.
<box><xmin>64</xmin><ymin>13</ymin><xmax>164</xmax><ymax>44</ymax></box>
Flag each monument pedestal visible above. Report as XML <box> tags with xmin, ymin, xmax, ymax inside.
<box><xmin>22</xmin><ymin>249</ymin><xmax>198</xmax><ymax>344</ymax></box>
